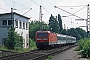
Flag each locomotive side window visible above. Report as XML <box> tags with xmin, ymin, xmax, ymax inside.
<box><xmin>37</xmin><ymin>33</ymin><xmax>48</xmax><ymax>37</ymax></box>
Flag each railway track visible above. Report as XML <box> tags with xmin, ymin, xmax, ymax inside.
<box><xmin>0</xmin><ymin>44</ymin><xmax>77</xmax><ymax>60</ymax></box>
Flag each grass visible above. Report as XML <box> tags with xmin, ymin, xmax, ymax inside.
<box><xmin>0</xmin><ymin>46</ymin><xmax>9</xmax><ymax>51</ymax></box>
<box><xmin>87</xmin><ymin>58</ymin><xmax>90</xmax><ymax>60</ymax></box>
<box><xmin>0</xmin><ymin>46</ymin><xmax>30</xmax><ymax>53</ymax></box>
<box><xmin>74</xmin><ymin>46</ymin><xmax>80</xmax><ymax>51</ymax></box>
<box><xmin>13</xmin><ymin>48</ymin><xmax>31</xmax><ymax>53</ymax></box>
<box><xmin>45</xmin><ymin>55</ymin><xmax>53</xmax><ymax>60</ymax></box>
<box><xmin>0</xmin><ymin>46</ymin><xmax>36</xmax><ymax>53</ymax></box>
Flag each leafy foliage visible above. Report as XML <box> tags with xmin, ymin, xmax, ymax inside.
<box><xmin>49</xmin><ymin>14</ymin><xmax>59</xmax><ymax>33</ymax></box>
<box><xmin>78</xmin><ymin>38</ymin><xmax>90</xmax><ymax>58</ymax></box>
<box><xmin>29</xmin><ymin>21</ymin><xmax>40</xmax><ymax>40</ymax></box>
<box><xmin>5</xmin><ymin>27</ymin><xmax>23</xmax><ymax>50</ymax></box>
<box><xmin>61</xmin><ymin>29</ymin><xmax>67</xmax><ymax>35</ymax></box>
<box><xmin>29</xmin><ymin>39</ymin><xmax>37</xmax><ymax>50</ymax></box>
<box><xmin>29</xmin><ymin>20</ymin><xmax>49</xmax><ymax>40</ymax></box>
<box><xmin>58</xmin><ymin>14</ymin><xmax>63</xmax><ymax>33</ymax></box>
<box><xmin>67</xmin><ymin>28</ymin><xmax>81</xmax><ymax>40</ymax></box>
<box><xmin>75</xmin><ymin>28</ymin><xmax>87</xmax><ymax>38</ymax></box>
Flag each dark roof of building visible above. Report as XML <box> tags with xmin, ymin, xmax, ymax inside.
<box><xmin>0</xmin><ymin>12</ymin><xmax>30</xmax><ymax>19</ymax></box>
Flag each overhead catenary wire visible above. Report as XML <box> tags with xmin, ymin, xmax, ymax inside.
<box><xmin>31</xmin><ymin>0</ymin><xmax>40</xmax><ymax>6</ymax></box>
<box><xmin>56</xmin><ymin>5</ymin><xmax>87</xmax><ymax>7</ymax></box>
<box><xmin>0</xmin><ymin>7</ymin><xmax>9</xmax><ymax>12</ymax></box>
<box><xmin>45</xmin><ymin>0</ymin><xmax>58</xmax><ymax>14</ymax></box>
<box><xmin>13</xmin><ymin>1</ymin><xmax>15</xmax><ymax>9</ymax></box>
<box><xmin>31</xmin><ymin>0</ymin><xmax>52</xmax><ymax>14</ymax></box>
<box><xmin>15</xmin><ymin>8</ymin><xmax>32</xmax><ymax>20</ymax></box>
<box><xmin>45</xmin><ymin>0</ymin><xmax>52</xmax><ymax>5</ymax></box>
<box><xmin>42</xmin><ymin>6</ymin><xmax>52</xmax><ymax>14</ymax></box>
<box><xmin>10</xmin><ymin>0</ymin><xmax>30</xmax><ymax>9</ymax></box>
<box><xmin>9</xmin><ymin>0</ymin><xmax>33</xmax><ymax>19</ymax></box>
<box><xmin>72</xmin><ymin>5</ymin><xmax>87</xmax><ymax>14</ymax></box>
<box><xmin>54</xmin><ymin>6</ymin><xmax>85</xmax><ymax>19</ymax></box>
<box><xmin>66</xmin><ymin>5</ymin><xmax>87</xmax><ymax>17</ymax></box>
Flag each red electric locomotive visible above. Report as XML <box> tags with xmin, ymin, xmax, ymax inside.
<box><xmin>36</xmin><ymin>31</ymin><xmax>57</xmax><ymax>49</ymax></box>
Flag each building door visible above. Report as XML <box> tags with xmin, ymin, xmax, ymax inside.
<box><xmin>26</xmin><ymin>34</ymin><xmax>29</xmax><ymax>48</ymax></box>
<box><xmin>2</xmin><ymin>38</ymin><xmax>7</xmax><ymax>46</ymax></box>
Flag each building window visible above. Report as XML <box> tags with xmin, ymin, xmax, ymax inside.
<box><xmin>15</xmin><ymin>20</ymin><xmax>18</xmax><ymax>28</ymax></box>
<box><xmin>2</xmin><ymin>20</ymin><xmax>7</xmax><ymax>25</ymax></box>
<box><xmin>26</xmin><ymin>23</ymin><xmax>28</xmax><ymax>30</ymax></box>
<box><xmin>19</xmin><ymin>21</ymin><xmax>22</xmax><ymax>28</ymax></box>
<box><xmin>2</xmin><ymin>20</ymin><xmax>12</xmax><ymax>26</ymax></box>
<box><xmin>23</xmin><ymin>22</ymin><xmax>25</xmax><ymax>29</ymax></box>
<box><xmin>8</xmin><ymin>20</ymin><xmax>12</xmax><ymax>25</ymax></box>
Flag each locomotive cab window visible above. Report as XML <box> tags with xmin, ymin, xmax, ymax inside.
<box><xmin>37</xmin><ymin>33</ymin><xmax>48</xmax><ymax>37</ymax></box>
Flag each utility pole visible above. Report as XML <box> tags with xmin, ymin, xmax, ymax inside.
<box><xmin>39</xmin><ymin>5</ymin><xmax>43</xmax><ymax>31</ymax></box>
<box><xmin>11</xmin><ymin>8</ymin><xmax>14</xmax><ymax>48</ymax></box>
<box><xmin>11</xmin><ymin>8</ymin><xmax>14</xmax><ymax>27</ymax></box>
<box><xmin>86</xmin><ymin>4</ymin><xmax>89</xmax><ymax>37</ymax></box>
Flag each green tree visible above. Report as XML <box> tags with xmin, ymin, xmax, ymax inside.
<box><xmin>67</xmin><ymin>28</ymin><xmax>81</xmax><ymax>40</ymax></box>
<box><xmin>5</xmin><ymin>27</ymin><xmax>23</xmax><ymax>50</ymax></box>
<box><xmin>29</xmin><ymin>20</ymin><xmax>49</xmax><ymax>40</ymax></box>
<box><xmin>29</xmin><ymin>21</ymin><xmax>40</xmax><ymax>40</ymax></box>
<box><xmin>75</xmin><ymin>28</ymin><xmax>87</xmax><ymax>38</ymax></box>
<box><xmin>61</xmin><ymin>29</ymin><xmax>67</xmax><ymax>35</ymax></box>
<box><xmin>49</xmin><ymin>14</ymin><xmax>59</xmax><ymax>33</ymax></box>
<box><xmin>5</xmin><ymin>27</ymin><xmax>15</xmax><ymax>49</ymax></box>
<box><xmin>58</xmin><ymin>14</ymin><xmax>63</xmax><ymax>33</ymax></box>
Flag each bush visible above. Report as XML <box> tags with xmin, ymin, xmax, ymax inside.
<box><xmin>5</xmin><ymin>27</ymin><xmax>23</xmax><ymax>50</ymax></box>
<box><xmin>78</xmin><ymin>38</ymin><xmax>90</xmax><ymax>58</ymax></box>
<box><xmin>29</xmin><ymin>39</ymin><xmax>37</xmax><ymax>50</ymax></box>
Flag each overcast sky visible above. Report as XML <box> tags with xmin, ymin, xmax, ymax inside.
<box><xmin>0</xmin><ymin>0</ymin><xmax>90</xmax><ymax>31</ymax></box>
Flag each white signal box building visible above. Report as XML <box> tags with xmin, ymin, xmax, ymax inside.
<box><xmin>0</xmin><ymin>12</ymin><xmax>30</xmax><ymax>48</ymax></box>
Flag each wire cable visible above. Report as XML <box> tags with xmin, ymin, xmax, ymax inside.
<box><xmin>56</xmin><ymin>5</ymin><xmax>87</xmax><ymax>7</ymax></box>
<box><xmin>15</xmin><ymin>8</ymin><xmax>32</xmax><ymax>20</ymax></box>
<box><xmin>66</xmin><ymin>5</ymin><xmax>87</xmax><ymax>17</ymax></box>
<box><xmin>13</xmin><ymin>1</ymin><xmax>15</xmax><ymax>9</ymax></box>
<box><xmin>54</xmin><ymin>6</ymin><xmax>83</xmax><ymax>19</ymax></box>
<box><xmin>45</xmin><ymin>0</ymin><xmax>53</xmax><ymax>6</ymax></box>
<box><xmin>10</xmin><ymin>0</ymin><xmax>30</xmax><ymax>9</ymax></box>
<box><xmin>72</xmin><ymin>5</ymin><xmax>87</xmax><ymax>14</ymax></box>
<box><xmin>0</xmin><ymin>7</ymin><xmax>9</xmax><ymax>12</ymax></box>
<box><xmin>42</xmin><ymin>6</ymin><xmax>52</xmax><ymax>14</ymax></box>
<box><xmin>31</xmin><ymin>0</ymin><xmax>52</xmax><ymax>14</ymax></box>
<box><xmin>45</xmin><ymin>0</ymin><xmax>61</xmax><ymax>15</ymax></box>
<box><xmin>31</xmin><ymin>0</ymin><xmax>40</xmax><ymax>6</ymax></box>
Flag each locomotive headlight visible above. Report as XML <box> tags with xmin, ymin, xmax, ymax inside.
<box><xmin>43</xmin><ymin>38</ymin><xmax>48</xmax><ymax>40</ymax></box>
<box><xmin>37</xmin><ymin>38</ymin><xmax>41</xmax><ymax>40</ymax></box>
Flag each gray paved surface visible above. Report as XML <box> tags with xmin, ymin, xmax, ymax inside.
<box><xmin>50</xmin><ymin>47</ymin><xmax>87</xmax><ymax>60</ymax></box>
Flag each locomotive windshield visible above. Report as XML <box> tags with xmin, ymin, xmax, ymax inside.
<box><xmin>37</xmin><ymin>33</ymin><xmax>48</xmax><ymax>37</ymax></box>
